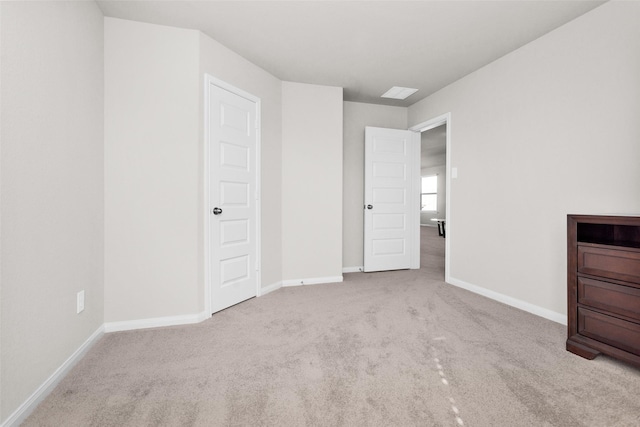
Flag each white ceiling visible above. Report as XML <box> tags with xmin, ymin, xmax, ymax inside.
<box><xmin>96</xmin><ymin>0</ymin><xmax>605</xmax><ymax>107</ymax></box>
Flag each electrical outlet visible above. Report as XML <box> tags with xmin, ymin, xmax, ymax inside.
<box><xmin>77</xmin><ymin>290</ymin><xmax>85</xmax><ymax>314</ymax></box>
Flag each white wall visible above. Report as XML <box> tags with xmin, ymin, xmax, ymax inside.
<box><xmin>104</xmin><ymin>18</ymin><xmax>285</xmax><ymax>324</ymax></box>
<box><xmin>342</xmin><ymin>101</ymin><xmax>408</xmax><ymax>270</ymax></box>
<box><xmin>282</xmin><ymin>82</ymin><xmax>343</xmax><ymax>282</ymax></box>
<box><xmin>199</xmin><ymin>33</ymin><xmax>283</xmax><ymax>293</ymax></box>
<box><xmin>1</xmin><ymin>1</ymin><xmax>104</xmax><ymax>422</ymax></box>
<box><xmin>408</xmin><ymin>1</ymin><xmax>640</xmax><ymax>318</ymax></box>
<box><xmin>104</xmin><ymin>18</ymin><xmax>200</xmax><ymax>322</ymax></box>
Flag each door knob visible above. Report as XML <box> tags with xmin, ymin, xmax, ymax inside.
<box><xmin>366</xmin><ymin>205</ymin><xmax>373</xmax><ymax>210</ymax></box>
<box><xmin>212</xmin><ymin>207</ymin><xmax>223</xmax><ymax>215</ymax></box>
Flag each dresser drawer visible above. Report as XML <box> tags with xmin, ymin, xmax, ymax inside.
<box><xmin>577</xmin><ymin>245</ymin><xmax>640</xmax><ymax>283</ymax></box>
<box><xmin>578</xmin><ymin>308</ymin><xmax>640</xmax><ymax>356</ymax></box>
<box><xmin>578</xmin><ymin>277</ymin><xmax>640</xmax><ymax>322</ymax></box>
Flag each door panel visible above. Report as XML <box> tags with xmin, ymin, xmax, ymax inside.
<box><xmin>209</xmin><ymin>82</ymin><xmax>258</xmax><ymax>313</ymax></box>
<box><xmin>220</xmin><ymin>142</ymin><xmax>249</xmax><ymax>170</ymax></box>
<box><xmin>220</xmin><ymin>219</ymin><xmax>249</xmax><ymax>246</ymax></box>
<box><xmin>373</xmin><ymin>214</ymin><xmax>405</xmax><ymax>230</ymax></box>
<box><xmin>374</xmin><ymin>162</ymin><xmax>406</xmax><ymax>178</ymax></box>
<box><xmin>364</xmin><ymin>127</ymin><xmax>419</xmax><ymax>272</ymax></box>
<box><xmin>220</xmin><ymin>181</ymin><xmax>249</xmax><ymax>206</ymax></box>
<box><xmin>373</xmin><ymin>239</ymin><xmax>405</xmax><ymax>255</ymax></box>
<box><xmin>373</xmin><ymin>188</ymin><xmax>406</xmax><ymax>204</ymax></box>
<box><xmin>220</xmin><ymin>255</ymin><xmax>250</xmax><ymax>287</ymax></box>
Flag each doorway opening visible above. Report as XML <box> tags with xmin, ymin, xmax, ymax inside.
<box><xmin>410</xmin><ymin>114</ymin><xmax>451</xmax><ymax>282</ymax></box>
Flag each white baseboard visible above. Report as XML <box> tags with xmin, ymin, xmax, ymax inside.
<box><xmin>447</xmin><ymin>276</ymin><xmax>567</xmax><ymax>325</ymax></box>
<box><xmin>1</xmin><ymin>325</ymin><xmax>104</xmax><ymax>427</ymax></box>
<box><xmin>258</xmin><ymin>281</ymin><xmax>282</xmax><ymax>296</ymax></box>
<box><xmin>104</xmin><ymin>311</ymin><xmax>210</xmax><ymax>333</ymax></box>
<box><xmin>282</xmin><ymin>275</ymin><xmax>343</xmax><ymax>287</ymax></box>
<box><xmin>342</xmin><ymin>266</ymin><xmax>363</xmax><ymax>273</ymax></box>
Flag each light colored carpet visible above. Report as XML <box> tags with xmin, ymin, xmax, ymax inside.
<box><xmin>24</xmin><ymin>227</ymin><xmax>640</xmax><ymax>426</ymax></box>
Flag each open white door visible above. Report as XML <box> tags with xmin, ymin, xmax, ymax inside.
<box><xmin>207</xmin><ymin>79</ymin><xmax>260</xmax><ymax>313</ymax></box>
<box><xmin>364</xmin><ymin>127</ymin><xmax>420</xmax><ymax>272</ymax></box>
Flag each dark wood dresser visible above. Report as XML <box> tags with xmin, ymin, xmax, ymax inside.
<box><xmin>566</xmin><ymin>215</ymin><xmax>640</xmax><ymax>367</ymax></box>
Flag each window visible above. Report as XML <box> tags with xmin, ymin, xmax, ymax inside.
<box><xmin>421</xmin><ymin>175</ymin><xmax>437</xmax><ymax>211</ymax></box>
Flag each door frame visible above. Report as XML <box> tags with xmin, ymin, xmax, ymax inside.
<box><xmin>203</xmin><ymin>74</ymin><xmax>262</xmax><ymax>315</ymax></box>
<box><xmin>409</xmin><ymin>112</ymin><xmax>451</xmax><ymax>282</ymax></box>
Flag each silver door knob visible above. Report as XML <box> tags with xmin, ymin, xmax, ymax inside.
<box><xmin>212</xmin><ymin>207</ymin><xmax>223</xmax><ymax>215</ymax></box>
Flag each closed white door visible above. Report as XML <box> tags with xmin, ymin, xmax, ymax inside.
<box><xmin>364</xmin><ymin>127</ymin><xmax>419</xmax><ymax>272</ymax></box>
<box><xmin>208</xmin><ymin>81</ymin><xmax>259</xmax><ymax>313</ymax></box>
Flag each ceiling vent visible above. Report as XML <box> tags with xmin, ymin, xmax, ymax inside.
<box><xmin>381</xmin><ymin>86</ymin><xmax>419</xmax><ymax>100</ymax></box>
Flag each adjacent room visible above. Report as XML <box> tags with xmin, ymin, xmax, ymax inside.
<box><xmin>2</xmin><ymin>1</ymin><xmax>640</xmax><ymax>426</ymax></box>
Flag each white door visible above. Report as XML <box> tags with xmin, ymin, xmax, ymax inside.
<box><xmin>364</xmin><ymin>126</ymin><xmax>419</xmax><ymax>272</ymax></box>
<box><xmin>208</xmin><ymin>81</ymin><xmax>259</xmax><ymax>313</ymax></box>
